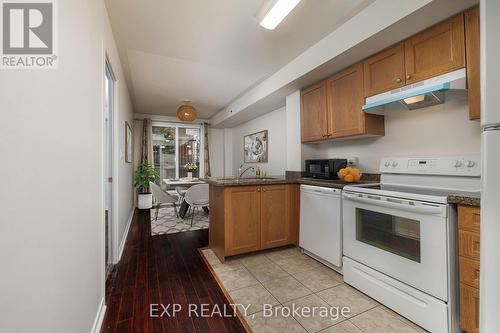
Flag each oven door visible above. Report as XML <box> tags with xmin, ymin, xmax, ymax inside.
<box><xmin>342</xmin><ymin>191</ymin><xmax>449</xmax><ymax>301</ymax></box>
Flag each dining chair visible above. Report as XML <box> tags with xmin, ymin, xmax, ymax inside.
<box><xmin>149</xmin><ymin>182</ymin><xmax>179</xmax><ymax>220</ymax></box>
<box><xmin>184</xmin><ymin>184</ymin><xmax>209</xmax><ymax>227</ymax></box>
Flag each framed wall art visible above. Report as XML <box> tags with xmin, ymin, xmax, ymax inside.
<box><xmin>244</xmin><ymin>130</ymin><xmax>268</xmax><ymax>163</ymax></box>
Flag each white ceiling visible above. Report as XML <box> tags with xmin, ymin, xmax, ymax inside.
<box><xmin>104</xmin><ymin>0</ymin><xmax>375</xmax><ymax>118</ymax></box>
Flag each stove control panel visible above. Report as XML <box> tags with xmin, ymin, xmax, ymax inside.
<box><xmin>380</xmin><ymin>156</ymin><xmax>481</xmax><ymax>176</ymax></box>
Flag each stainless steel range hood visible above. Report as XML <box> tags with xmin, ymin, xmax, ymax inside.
<box><xmin>363</xmin><ymin>68</ymin><xmax>467</xmax><ymax>115</ymax></box>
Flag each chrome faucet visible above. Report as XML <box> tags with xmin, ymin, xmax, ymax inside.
<box><xmin>238</xmin><ymin>164</ymin><xmax>255</xmax><ymax>178</ymax></box>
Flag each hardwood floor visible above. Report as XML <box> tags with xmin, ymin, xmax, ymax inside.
<box><xmin>102</xmin><ymin>209</ymin><xmax>246</xmax><ymax>333</ymax></box>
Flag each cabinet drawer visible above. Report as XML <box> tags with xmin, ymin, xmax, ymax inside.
<box><xmin>460</xmin><ymin>256</ymin><xmax>480</xmax><ymax>289</ymax></box>
<box><xmin>459</xmin><ymin>230</ymin><xmax>481</xmax><ymax>260</ymax></box>
<box><xmin>460</xmin><ymin>283</ymin><xmax>480</xmax><ymax>333</ymax></box>
<box><xmin>458</xmin><ymin>205</ymin><xmax>481</xmax><ymax>233</ymax></box>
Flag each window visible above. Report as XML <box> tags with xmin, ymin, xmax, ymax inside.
<box><xmin>152</xmin><ymin>123</ymin><xmax>201</xmax><ymax>181</ymax></box>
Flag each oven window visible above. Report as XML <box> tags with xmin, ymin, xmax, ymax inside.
<box><xmin>356</xmin><ymin>208</ymin><xmax>421</xmax><ymax>262</ymax></box>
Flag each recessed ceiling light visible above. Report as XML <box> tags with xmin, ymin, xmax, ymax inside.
<box><xmin>257</xmin><ymin>0</ymin><xmax>302</xmax><ymax>30</ymax></box>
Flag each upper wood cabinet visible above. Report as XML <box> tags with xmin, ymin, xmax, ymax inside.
<box><xmin>404</xmin><ymin>14</ymin><xmax>465</xmax><ymax>84</ymax></box>
<box><xmin>301</xmin><ymin>81</ymin><xmax>328</xmax><ymax>142</ymax></box>
<box><xmin>225</xmin><ymin>186</ymin><xmax>261</xmax><ymax>256</ymax></box>
<box><xmin>363</xmin><ymin>43</ymin><xmax>405</xmax><ymax>97</ymax></box>
<box><xmin>301</xmin><ymin>64</ymin><xmax>384</xmax><ymax>143</ymax></box>
<box><xmin>301</xmin><ymin>8</ymin><xmax>476</xmax><ymax>143</ymax></box>
<box><xmin>363</xmin><ymin>14</ymin><xmax>467</xmax><ymax>98</ymax></box>
<box><xmin>327</xmin><ymin>63</ymin><xmax>384</xmax><ymax>138</ymax></box>
<box><xmin>465</xmin><ymin>6</ymin><xmax>481</xmax><ymax>120</ymax></box>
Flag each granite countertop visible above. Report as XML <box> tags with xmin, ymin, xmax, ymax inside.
<box><xmin>203</xmin><ymin>175</ymin><xmax>481</xmax><ymax>206</ymax></box>
<box><xmin>296</xmin><ymin>177</ymin><xmax>379</xmax><ymax>189</ymax></box>
<box><xmin>202</xmin><ymin>176</ymin><xmax>295</xmax><ymax>187</ymax></box>
<box><xmin>202</xmin><ymin>174</ymin><xmax>379</xmax><ymax>189</ymax></box>
<box><xmin>447</xmin><ymin>192</ymin><xmax>481</xmax><ymax>207</ymax></box>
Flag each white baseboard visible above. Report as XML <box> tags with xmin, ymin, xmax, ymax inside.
<box><xmin>91</xmin><ymin>297</ymin><xmax>106</xmax><ymax>333</ymax></box>
<box><xmin>116</xmin><ymin>208</ymin><xmax>135</xmax><ymax>263</ymax></box>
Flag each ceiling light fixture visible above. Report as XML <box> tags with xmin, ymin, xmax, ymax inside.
<box><xmin>177</xmin><ymin>101</ymin><xmax>198</xmax><ymax>122</ymax></box>
<box><xmin>257</xmin><ymin>0</ymin><xmax>301</xmax><ymax>30</ymax></box>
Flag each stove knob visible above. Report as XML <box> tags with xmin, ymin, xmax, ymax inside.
<box><xmin>454</xmin><ymin>160</ymin><xmax>463</xmax><ymax>168</ymax></box>
<box><xmin>384</xmin><ymin>161</ymin><xmax>391</xmax><ymax>167</ymax></box>
<box><xmin>392</xmin><ymin>161</ymin><xmax>398</xmax><ymax>167</ymax></box>
<box><xmin>466</xmin><ymin>160</ymin><xmax>476</xmax><ymax>168</ymax></box>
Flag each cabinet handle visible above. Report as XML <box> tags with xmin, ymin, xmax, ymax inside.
<box><xmin>327</xmin><ymin>134</ymin><xmax>332</xmax><ymax>137</ymax></box>
<box><xmin>395</xmin><ymin>78</ymin><xmax>401</xmax><ymax>83</ymax></box>
<box><xmin>406</xmin><ymin>74</ymin><xmax>411</xmax><ymax>80</ymax></box>
<box><xmin>257</xmin><ymin>188</ymin><xmax>261</xmax><ymax>192</ymax></box>
<box><xmin>262</xmin><ymin>188</ymin><xmax>266</xmax><ymax>192</ymax></box>
<box><xmin>322</xmin><ymin>134</ymin><xmax>327</xmax><ymax>138</ymax></box>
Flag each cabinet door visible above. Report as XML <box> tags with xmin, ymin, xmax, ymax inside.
<box><xmin>260</xmin><ymin>185</ymin><xmax>291</xmax><ymax>249</ymax></box>
<box><xmin>404</xmin><ymin>14</ymin><xmax>465</xmax><ymax>84</ymax></box>
<box><xmin>460</xmin><ymin>283</ymin><xmax>480</xmax><ymax>333</ymax></box>
<box><xmin>465</xmin><ymin>6</ymin><xmax>480</xmax><ymax>120</ymax></box>
<box><xmin>326</xmin><ymin>63</ymin><xmax>365</xmax><ymax>138</ymax></box>
<box><xmin>301</xmin><ymin>81</ymin><xmax>328</xmax><ymax>142</ymax></box>
<box><xmin>363</xmin><ymin>43</ymin><xmax>405</xmax><ymax>97</ymax></box>
<box><xmin>225</xmin><ymin>186</ymin><xmax>261</xmax><ymax>256</ymax></box>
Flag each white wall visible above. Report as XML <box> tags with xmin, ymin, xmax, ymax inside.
<box><xmin>214</xmin><ymin>90</ymin><xmax>482</xmax><ymax>177</ymax></box>
<box><xmin>224</xmin><ymin>128</ymin><xmax>234</xmax><ymax>176</ymax></box>
<box><xmin>208</xmin><ymin>128</ymin><xmax>225</xmax><ymax>177</ymax></box>
<box><xmin>229</xmin><ymin>107</ymin><xmax>287</xmax><ymax>176</ymax></box>
<box><xmin>210</xmin><ymin>0</ymin><xmax>436</xmax><ymax>127</ymax></box>
<box><xmin>301</xmin><ymin>97</ymin><xmax>482</xmax><ymax>172</ymax></box>
<box><xmin>0</xmin><ymin>0</ymin><xmax>134</xmax><ymax>332</ymax></box>
<box><xmin>285</xmin><ymin>91</ymin><xmax>302</xmax><ymax>171</ymax></box>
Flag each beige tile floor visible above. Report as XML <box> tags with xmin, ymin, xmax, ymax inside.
<box><xmin>201</xmin><ymin>246</ymin><xmax>429</xmax><ymax>333</ymax></box>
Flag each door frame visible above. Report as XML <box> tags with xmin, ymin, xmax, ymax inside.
<box><xmin>101</xmin><ymin>52</ymin><xmax>119</xmax><ymax>274</ymax></box>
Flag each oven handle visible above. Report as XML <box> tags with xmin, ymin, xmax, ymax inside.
<box><xmin>343</xmin><ymin>193</ymin><xmax>445</xmax><ymax>215</ymax></box>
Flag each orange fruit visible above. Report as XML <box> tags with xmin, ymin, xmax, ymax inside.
<box><xmin>354</xmin><ymin>174</ymin><xmax>361</xmax><ymax>181</ymax></box>
<box><xmin>350</xmin><ymin>168</ymin><xmax>360</xmax><ymax>177</ymax></box>
<box><xmin>338</xmin><ymin>168</ymin><xmax>347</xmax><ymax>177</ymax></box>
<box><xmin>344</xmin><ymin>174</ymin><xmax>355</xmax><ymax>182</ymax></box>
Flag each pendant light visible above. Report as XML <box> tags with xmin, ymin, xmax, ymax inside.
<box><xmin>177</xmin><ymin>101</ymin><xmax>198</xmax><ymax>122</ymax></box>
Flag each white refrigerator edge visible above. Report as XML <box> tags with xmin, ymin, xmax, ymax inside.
<box><xmin>480</xmin><ymin>0</ymin><xmax>500</xmax><ymax>331</ymax></box>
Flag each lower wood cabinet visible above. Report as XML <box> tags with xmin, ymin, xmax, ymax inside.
<box><xmin>260</xmin><ymin>185</ymin><xmax>291</xmax><ymax>249</ymax></box>
<box><xmin>209</xmin><ymin>184</ymin><xmax>299</xmax><ymax>261</ymax></box>
<box><xmin>460</xmin><ymin>283</ymin><xmax>480</xmax><ymax>333</ymax></box>
<box><xmin>225</xmin><ymin>186</ymin><xmax>261</xmax><ymax>255</ymax></box>
<box><xmin>458</xmin><ymin>205</ymin><xmax>481</xmax><ymax>333</ymax></box>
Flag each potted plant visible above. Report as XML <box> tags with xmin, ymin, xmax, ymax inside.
<box><xmin>184</xmin><ymin>162</ymin><xmax>198</xmax><ymax>180</ymax></box>
<box><xmin>134</xmin><ymin>163</ymin><xmax>159</xmax><ymax>209</ymax></box>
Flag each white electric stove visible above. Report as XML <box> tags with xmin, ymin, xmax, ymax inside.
<box><xmin>342</xmin><ymin>155</ymin><xmax>481</xmax><ymax>333</ymax></box>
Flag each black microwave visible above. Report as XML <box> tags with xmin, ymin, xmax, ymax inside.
<box><xmin>305</xmin><ymin>159</ymin><xmax>347</xmax><ymax>179</ymax></box>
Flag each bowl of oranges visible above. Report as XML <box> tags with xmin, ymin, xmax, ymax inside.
<box><xmin>337</xmin><ymin>167</ymin><xmax>362</xmax><ymax>183</ymax></box>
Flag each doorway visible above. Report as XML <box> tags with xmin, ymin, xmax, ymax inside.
<box><xmin>104</xmin><ymin>60</ymin><xmax>115</xmax><ymax>276</ymax></box>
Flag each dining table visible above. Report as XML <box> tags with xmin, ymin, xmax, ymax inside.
<box><xmin>162</xmin><ymin>178</ymin><xmax>205</xmax><ymax>188</ymax></box>
<box><xmin>162</xmin><ymin>178</ymin><xmax>207</xmax><ymax>218</ymax></box>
